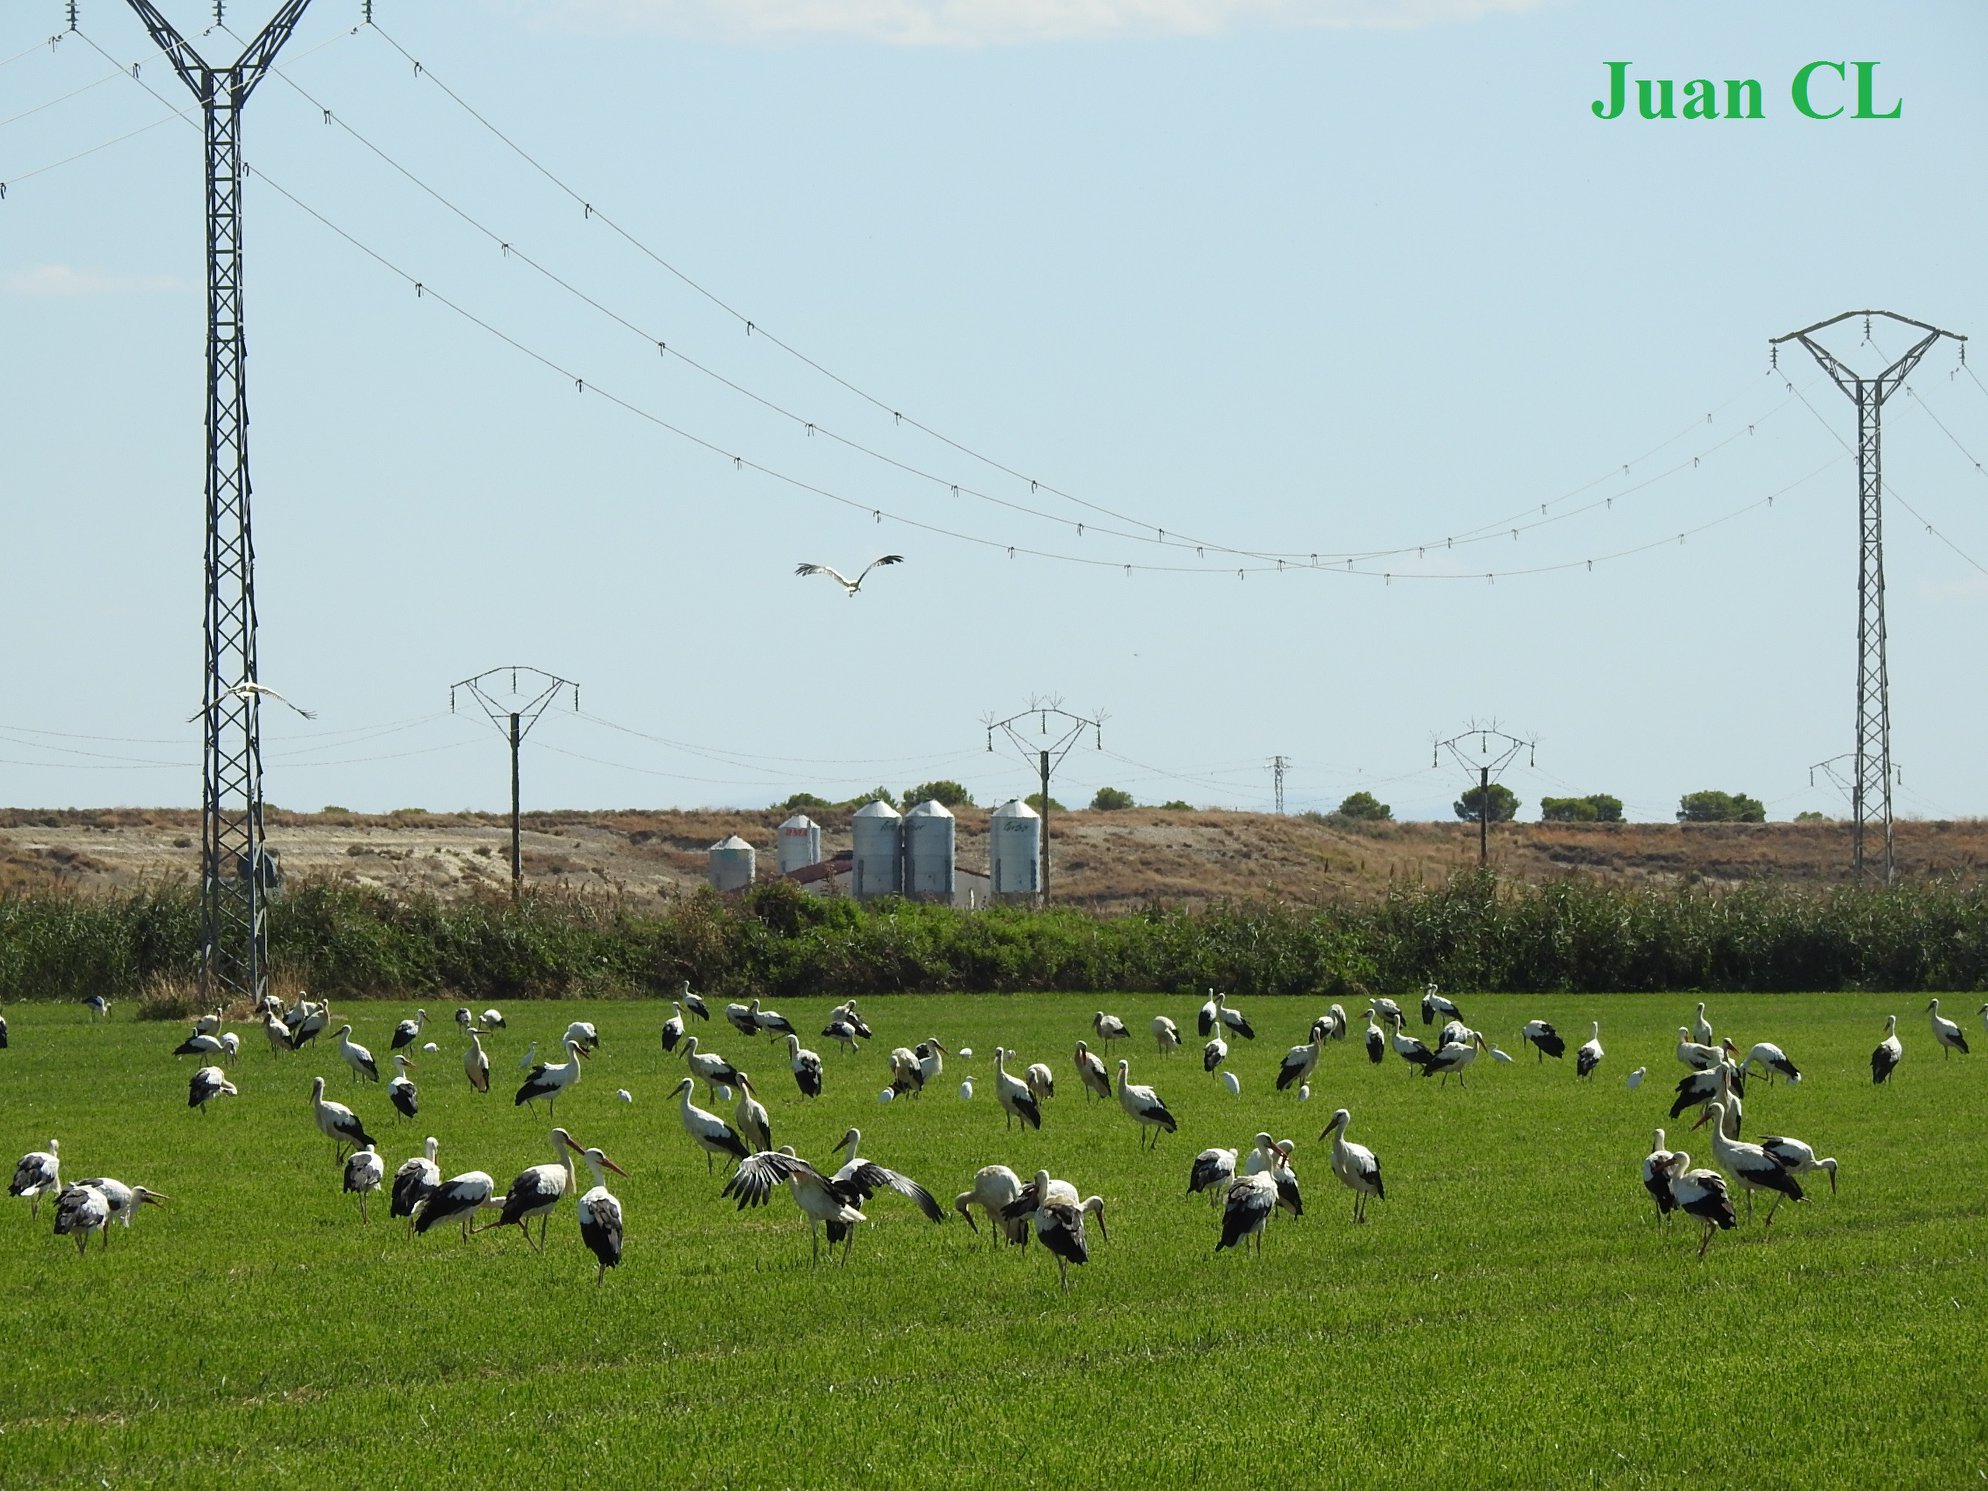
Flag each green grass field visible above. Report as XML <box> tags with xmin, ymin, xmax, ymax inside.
<box><xmin>2</xmin><ymin>991</ymin><xmax>1983</xmax><ymax>1489</ymax></box>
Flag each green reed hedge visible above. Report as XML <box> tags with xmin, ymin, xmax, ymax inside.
<box><xmin>3</xmin><ymin>871</ymin><xmax>1986</xmax><ymax>1003</ymax></box>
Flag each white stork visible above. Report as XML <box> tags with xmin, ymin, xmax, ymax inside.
<box><xmin>572</xmin><ymin>1143</ymin><xmax>629</xmax><ymax>1283</ymax></box>
<box><xmin>1422</xmin><ymin>1030</ymin><xmax>1488</xmax><ymax>1087</ymax></box>
<box><xmin>309</xmin><ymin>1076</ymin><xmax>375</xmax><ymax>1161</ymax></box>
<box><xmin>1006</xmin><ymin>1170</ymin><xmax>1102</xmax><ymax>1291</ymax></box>
<box><xmin>1383</xmin><ymin>1010</ymin><xmax>1436</xmax><ymax>1074</ymax></box>
<box><xmin>1153</xmin><ymin>1015</ymin><xmax>1181</xmax><ymax>1056</ymax></box>
<box><xmin>662</xmin><ymin>1002</ymin><xmax>689</xmax><ymax>1053</ymax></box>
<box><xmin>1244</xmin><ymin>1133</ymin><xmax>1303</xmax><ymax>1218</ymax></box>
<box><xmin>750</xmin><ymin>999</ymin><xmax>796</xmax><ymax>1037</ymax></box>
<box><xmin>1073</xmin><ymin>1040</ymin><xmax>1112</xmax><ymax>1102</ymax></box>
<box><xmin>722</xmin><ymin>1149</ymin><xmax>867</xmax><ymax>1265</ymax></box>
<box><xmin>1665</xmin><ymin>1151</ymin><xmax>1737</xmax><ymax>1258</ymax></box>
<box><xmin>1093</xmin><ymin>1011</ymin><xmax>1130</xmax><ymax>1043</ymax></box>
<box><xmin>390</xmin><ymin>1009</ymin><xmax>428</xmax><ymax>1052</ymax></box>
<box><xmin>1202</xmin><ymin>1036</ymin><xmax>1229</xmax><ymax>1075</ymax></box>
<box><xmin>1741</xmin><ymin>1041</ymin><xmax>1802</xmax><ymax>1085</ymax></box>
<box><xmin>1575</xmin><ymin>1021</ymin><xmax>1605</xmax><ymax>1079</ymax></box>
<box><xmin>1694</xmin><ymin>1101</ymin><xmax>1804</xmax><ymax>1226</ymax></box>
<box><xmin>1642</xmin><ymin>1128</ymin><xmax>1677</xmax><ymax>1226</ymax></box>
<box><xmin>837</xmin><ymin>999</ymin><xmax>872</xmax><ymax>1040</ymax></box>
<box><xmin>820</xmin><ymin>1010</ymin><xmax>861</xmax><ymax>1055</ymax></box>
<box><xmin>463</xmin><ymin>1031</ymin><xmax>491</xmax><ymax>1094</ymax></box>
<box><xmin>388</xmin><ymin>1055</ymin><xmax>420</xmax><ymax>1121</ymax></box>
<box><xmin>736</xmin><ymin>1084</ymin><xmax>773</xmax><ymax>1155</ymax></box>
<box><xmin>1216</xmin><ymin>994</ymin><xmax>1255</xmax><ymax>1040</ymax></box>
<box><xmin>488</xmin><ymin>1128</ymin><xmax>582</xmax><ymax>1250</ymax></box>
<box><xmin>915</xmin><ymin>1038</ymin><xmax>947</xmax><ymax>1091</ymax></box>
<box><xmin>1187</xmin><ymin>1147</ymin><xmax>1239</xmax><ymax>1207</ymax></box>
<box><xmin>414</xmin><ymin>1170</ymin><xmax>499</xmax><ymax>1241</ymax></box>
<box><xmin>454</xmin><ymin>1007</ymin><xmax>475</xmax><ymax>1036</ymax></box>
<box><xmin>84</xmin><ymin>994</ymin><xmax>111</xmax><ymax>1020</ymax></box>
<box><xmin>1363</xmin><ymin>1010</ymin><xmax>1386</xmax><ymax>1065</ymax></box>
<box><xmin>1115</xmin><ymin>1059</ymin><xmax>1177</xmax><ymax>1150</ymax></box>
<box><xmin>884</xmin><ymin>1046</ymin><xmax>924</xmax><ymax>1098</ymax></box>
<box><xmin>53</xmin><ymin>1183</ymin><xmax>111</xmax><ymax>1255</ymax></box>
<box><xmin>827</xmin><ymin>1128</ymin><xmax>945</xmax><ymax>1239</ymax></box>
<box><xmin>515</xmin><ymin>1039</ymin><xmax>586</xmax><ymax>1117</ymax></box>
<box><xmin>189</xmin><ymin>1065</ymin><xmax>238</xmax><ymax>1112</ymax></box>
<box><xmin>480</xmin><ymin>1008</ymin><xmax>507</xmax><ymax>1031</ymax></box>
<box><xmin>1872</xmin><ymin>1014</ymin><xmax>1903</xmax><ymax>1085</ymax></box>
<box><xmin>1676</xmin><ymin>1028</ymin><xmax>1724</xmax><ymax>1071</ymax></box>
<box><xmin>992</xmin><ymin>1048</ymin><xmax>1042</xmax><ymax>1131</ymax></box>
<box><xmin>725</xmin><ymin>1001</ymin><xmax>758</xmax><ymax>1037</ymax></box>
<box><xmin>786</xmin><ymin>1033</ymin><xmax>824</xmax><ymax>1099</ymax></box>
<box><xmin>563</xmin><ymin>1021</ymin><xmax>601</xmax><ymax>1056</ymax></box>
<box><xmin>262</xmin><ymin>1010</ymin><xmax>294</xmax><ymax>1056</ymax></box>
<box><xmin>677</xmin><ymin>982</ymin><xmax>711</xmax><ymax>1022</ymax></box>
<box><xmin>1319</xmin><ymin>1108</ymin><xmax>1384</xmax><ymax>1223</ymax></box>
<box><xmin>69</xmin><ymin>1176</ymin><xmax>167</xmax><ymax>1241</ymax></box>
<box><xmin>1321</xmin><ymin>1004</ymin><xmax>1349</xmax><ymax>1041</ymax></box>
<box><xmin>193</xmin><ymin>1005</ymin><xmax>224</xmax><ymax>1037</ymax></box>
<box><xmin>334</xmin><ymin>1025</ymin><xmax>380</xmax><ymax>1084</ymax></box>
<box><xmin>1025</xmin><ymin>1062</ymin><xmax>1054</xmax><ymax>1104</ymax></box>
<box><xmin>1691</xmin><ymin>1003</ymin><xmax>1715</xmax><ymax>1047</ymax></box>
<box><xmin>1276</xmin><ymin>1027</ymin><xmax>1327</xmax><ymax>1093</ymax></box>
<box><xmin>1759</xmin><ymin>1134</ymin><xmax>1838</xmax><ymax>1196</ymax></box>
<box><xmin>673</xmin><ymin>1076</ymin><xmax>748</xmax><ymax>1172</ymax></box>
<box><xmin>1421</xmin><ymin>982</ymin><xmax>1461</xmax><ymax>1027</ymax></box>
<box><xmin>955</xmin><ymin>1164</ymin><xmax>1029</xmax><ymax>1245</ymax></box>
<box><xmin>1217</xmin><ymin>1168</ymin><xmax>1280</xmax><ymax>1256</ymax></box>
<box><xmin>0</xmin><ymin>1006</ymin><xmax>8</xmax><ymax>1049</ymax></box>
<box><xmin>1520</xmin><ymin>1019</ymin><xmax>1564</xmax><ymax>1062</ymax></box>
<box><xmin>343</xmin><ymin>1144</ymin><xmax>386</xmax><ymax>1223</ymax></box>
<box><xmin>291</xmin><ymin>1000</ymin><xmax>330</xmax><ymax>1051</ymax></box>
<box><xmin>1927</xmin><ymin>999</ymin><xmax>1970</xmax><ymax>1059</ymax></box>
<box><xmin>173</xmin><ymin>1030</ymin><xmax>227</xmax><ymax>1060</ymax></box>
<box><xmin>1669</xmin><ymin>1057</ymin><xmax>1743</xmax><ymax>1124</ymax></box>
<box><xmin>390</xmin><ymin>1137</ymin><xmax>442</xmax><ymax>1227</ymax></box>
<box><xmin>794</xmin><ymin>553</ymin><xmax>904</xmax><ymax>596</ymax></box>
<box><xmin>1371</xmin><ymin>996</ymin><xmax>1406</xmax><ymax>1028</ymax></box>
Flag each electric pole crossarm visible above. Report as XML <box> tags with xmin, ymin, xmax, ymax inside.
<box><xmin>123</xmin><ymin>1</ymin><xmax>212</xmax><ymax>96</ymax></box>
<box><xmin>1771</xmin><ymin>310</ymin><xmax>1967</xmax><ymax>346</ymax></box>
<box><xmin>228</xmin><ymin>0</ymin><xmax>315</xmax><ymax>98</ymax></box>
<box><xmin>1877</xmin><ymin>332</ymin><xmax>1946</xmax><ymax>402</ymax></box>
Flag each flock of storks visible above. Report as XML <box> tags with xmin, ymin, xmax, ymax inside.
<box><xmin>5</xmin><ymin>986</ymin><xmax>1978</xmax><ymax>1283</ymax></box>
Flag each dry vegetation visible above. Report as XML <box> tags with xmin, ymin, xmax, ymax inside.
<box><xmin>3</xmin><ymin>805</ymin><xmax>1987</xmax><ymax>910</ymax></box>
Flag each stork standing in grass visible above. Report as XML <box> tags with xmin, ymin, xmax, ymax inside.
<box><xmin>1421</xmin><ymin>983</ymin><xmax>1460</xmax><ymax>1027</ymax></box>
<box><xmin>1521</xmin><ymin>1019</ymin><xmax>1564</xmax><ymax>1062</ymax></box>
<box><xmin>310</xmin><ymin>1077</ymin><xmax>374</xmax><ymax>1162</ymax></box>
<box><xmin>786</xmin><ymin>1033</ymin><xmax>824</xmax><ymax>1099</ymax></box>
<box><xmin>463</xmin><ymin>1031</ymin><xmax>491</xmax><ymax>1094</ymax></box>
<box><xmin>1153</xmin><ymin>1015</ymin><xmax>1180</xmax><ymax>1057</ymax></box>
<box><xmin>915</xmin><ymin>1039</ymin><xmax>947</xmax><ymax>1092</ymax></box>
<box><xmin>662</xmin><ymin>1002</ymin><xmax>689</xmax><ymax>1054</ymax></box>
<box><xmin>1692</xmin><ymin>1003</ymin><xmax>1715</xmax><ymax>1047</ymax></box>
<box><xmin>1760</xmin><ymin>1135</ymin><xmax>1838</xmax><ymax>1196</ymax></box>
<box><xmin>189</xmin><ymin>1065</ymin><xmax>237</xmax><ymax>1112</ymax></box>
<box><xmin>1383</xmin><ymin>1011</ymin><xmax>1436</xmax><ymax>1074</ymax></box>
<box><xmin>1006</xmin><ymin>1171</ymin><xmax>1103</xmax><ymax>1292</ymax></box>
<box><xmin>673</xmin><ymin>1077</ymin><xmax>748</xmax><ymax>1173</ymax></box>
<box><xmin>1642</xmin><ymin>1128</ymin><xmax>1678</xmax><ymax>1227</ymax></box>
<box><xmin>390</xmin><ymin>1009</ymin><xmax>427</xmax><ymax>1053</ymax></box>
<box><xmin>1115</xmin><ymin>1059</ymin><xmax>1177</xmax><ymax>1150</ymax></box>
<box><xmin>344</xmin><ymin>1144</ymin><xmax>385</xmax><ymax>1223</ymax></box>
<box><xmin>1575</xmin><ymin>1021</ymin><xmax>1605</xmax><ymax>1079</ymax></box>
<box><xmin>1423</xmin><ymin>1030</ymin><xmax>1488</xmax><ymax>1087</ymax></box>
<box><xmin>572</xmin><ymin>1143</ymin><xmax>629</xmax><ymax>1283</ymax></box>
<box><xmin>487</xmin><ymin>1129</ymin><xmax>583</xmax><ymax>1251</ymax></box>
<box><xmin>414</xmin><ymin>1170</ymin><xmax>498</xmax><ymax>1241</ymax></box>
<box><xmin>334</xmin><ymin>1025</ymin><xmax>379</xmax><ymax>1085</ymax></box>
<box><xmin>747</xmin><ymin>1000</ymin><xmax>794</xmax><ymax>1037</ymax></box>
<box><xmin>390</xmin><ymin>1138</ymin><xmax>442</xmax><ymax>1228</ymax></box>
<box><xmin>53</xmin><ymin>1183</ymin><xmax>111</xmax><ymax>1255</ymax></box>
<box><xmin>1093</xmin><ymin>1011</ymin><xmax>1130</xmax><ymax>1044</ymax></box>
<box><xmin>992</xmin><ymin>1048</ymin><xmax>1043</xmax><ymax>1131</ymax></box>
<box><xmin>1202</xmin><ymin>1036</ymin><xmax>1229</xmax><ymax>1077</ymax></box>
<box><xmin>722</xmin><ymin>1149</ymin><xmax>866</xmax><ymax>1266</ymax></box>
<box><xmin>1741</xmin><ymin>1041</ymin><xmax>1801</xmax><ymax>1085</ymax></box>
<box><xmin>1665</xmin><ymin>1151</ymin><xmax>1737</xmax><ymax>1258</ymax></box>
<box><xmin>1676</xmin><ymin>1028</ymin><xmax>1724</xmax><ymax>1071</ymax></box>
<box><xmin>1217</xmin><ymin>1167</ymin><xmax>1280</xmax><ymax>1256</ymax></box>
<box><xmin>1927</xmin><ymin>999</ymin><xmax>1970</xmax><ymax>1059</ymax></box>
<box><xmin>1025</xmin><ymin>1062</ymin><xmax>1055</xmax><ymax>1105</ymax></box>
<box><xmin>1319</xmin><ymin>1108</ymin><xmax>1384</xmax><ymax>1223</ymax></box>
<box><xmin>69</xmin><ymin>1177</ymin><xmax>167</xmax><ymax>1242</ymax></box>
<box><xmin>1276</xmin><ymin>1021</ymin><xmax>1329</xmax><ymax>1093</ymax></box>
<box><xmin>11</xmin><ymin>1140</ymin><xmax>62</xmax><ymax>1220</ymax></box>
<box><xmin>1187</xmin><ymin>1146</ymin><xmax>1239</xmax><ymax>1208</ymax></box>
<box><xmin>1245</xmin><ymin>1134</ymin><xmax>1303</xmax><ymax>1218</ymax></box>
<box><xmin>563</xmin><ymin>1021</ymin><xmax>601</xmax><ymax>1056</ymax></box>
<box><xmin>1872</xmin><ymin>1015</ymin><xmax>1904</xmax><ymax>1085</ymax></box>
<box><xmin>387</xmin><ymin>1055</ymin><xmax>420</xmax><ymax>1121</ymax></box>
<box><xmin>1363</xmin><ymin>1010</ymin><xmax>1386</xmax><ymax>1066</ymax></box>
<box><xmin>1074</xmin><ymin>1041</ymin><xmax>1112</xmax><ymax>1102</ymax></box>
<box><xmin>262</xmin><ymin>1010</ymin><xmax>294</xmax><ymax>1056</ymax></box>
<box><xmin>1694</xmin><ymin>1101</ymin><xmax>1803</xmax><ymax>1226</ymax></box>
<box><xmin>736</xmin><ymin>1082</ymin><xmax>774</xmax><ymax>1156</ymax></box>
<box><xmin>955</xmin><ymin>1164</ymin><xmax>1029</xmax><ymax>1246</ymax></box>
<box><xmin>515</xmin><ymin>1039</ymin><xmax>586</xmax><ymax>1118</ymax></box>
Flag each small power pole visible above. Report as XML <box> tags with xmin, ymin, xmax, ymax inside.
<box><xmin>1433</xmin><ymin>724</ymin><xmax>1535</xmax><ymax>868</ymax></box>
<box><xmin>122</xmin><ymin>0</ymin><xmax>318</xmax><ymax>1007</ymax></box>
<box><xmin>451</xmin><ymin>667</ymin><xmax>579</xmax><ymax>897</ymax></box>
<box><xmin>984</xmin><ymin>698</ymin><xmax>1104</xmax><ymax>904</ymax></box>
<box><xmin>1771</xmin><ymin>310</ymin><xmax>1966</xmax><ymax>885</ymax></box>
<box><xmin>1268</xmin><ymin>755</ymin><xmax>1290</xmax><ymax>815</ymax></box>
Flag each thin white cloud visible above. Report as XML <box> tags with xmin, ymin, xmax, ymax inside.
<box><xmin>501</xmin><ymin>0</ymin><xmax>1547</xmax><ymax>45</ymax></box>
<box><xmin>2</xmin><ymin>265</ymin><xmax>189</xmax><ymax>297</ymax></box>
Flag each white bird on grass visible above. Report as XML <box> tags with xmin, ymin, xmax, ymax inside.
<box><xmin>309</xmin><ymin>1077</ymin><xmax>375</xmax><ymax>1162</ymax></box>
<box><xmin>992</xmin><ymin>1048</ymin><xmax>1043</xmax><ymax>1131</ymax></box>
<box><xmin>1741</xmin><ymin>1041</ymin><xmax>1802</xmax><ymax>1085</ymax></box>
<box><xmin>53</xmin><ymin>1184</ymin><xmax>111</xmax><ymax>1255</ymax></box>
<box><xmin>189</xmin><ymin>1065</ymin><xmax>238</xmax><ymax>1112</ymax></box>
<box><xmin>11</xmin><ymin>1140</ymin><xmax>61</xmax><ymax>1220</ymax></box>
<box><xmin>463</xmin><ymin>1031</ymin><xmax>491</xmax><ymax>1094</ymax></box>
<box><xmin>1073</xmin><ymin>1041</ymin><xmax>1111</xmax><ymax>1102</ymax></box>
<box><xmin>1187</xmin><ymin>1147</ymin><xmax>1238</xmax><ymax>1207</ymax></box>
<box><xmin>1759</xmin><ymin>1134</ymin><xmax>1839</xmax><ymax>1196</ymax></box>
<box><xmin>1153</xmin><ymin>1015</ymin><xmax>1181</xmax><ymax>1056</ymax></box>
<box><xmin>1005</xmin><ymin>1171</ymin><xmax>1104</xmax><ymax>1292</ymax></box>
<box><xmin>514</xmin><ymin>1039</ymin><xmax>586</xmax><ymax>1118</ymax></box>
<box><xmin>1575</xmin><ymin>1021</ymin><xmax>1605</xmax><ymax>1079</ymax></box>
<box><xmin>1319</xmin><ymin>1108</ymin><xmax>1384</xmax><ymax>1223</ymax></box>
<box><xmin>335</xmin><ymin>1025</ymin><xmax>379</xmax><ymax>1084</ymax></box>
<box><xmin>388</xmin><ymin>1055</ymin><xmax>420</xmax><ymax>1121</ymax></box>
<box><xmin>673</xmin><ymin>1077</ymin><xmax>748</xmax><ymax>1173</ymax></box>
<box><xmin>69</xmin><ymin>1176</ymin><xmax>168</xmax><ymax>1241</ymax></box>
<box><xmin>390</xmin><ymin>1138</ymin><xmax>442</xmax><ymax>1228</ymax></box>
<box><xmin>485</xmin><ymin>1128</ymin><xmax>583</xmax><ymax>1251</ymax></box>
<box><xmin>573</xmin><ymin>1143</ymin><xmax>629</xmax><ymax>1283</ymax></box>
<box><xmin>1115</xmin><ymin>1059</ymin><xmax>1178</xmax><ymax>1150</ymax></box>
<box><xmin>414</xmin><ymin>1170</ymin><xmax>499</xmax><ymax>1242</ymax></box>
<box><xmin>1665</xmin><ymin>1151</ymin><xmax>1737</xmax><ymax>1258</ymax></box>
<box><xmin>1927</xmin><ymin>999</ymin><xmax>1970</xmax><ymax>1059</ymax></box>
<box><xmin>955</xmin><ymin>1164</ymin><xmax>1028</xmax><ymax>1245</ymax></box>
<box><xmin>344</xmin><ymin>1144</ymin><xmax>385</xmax><ymax>1223</ymax></box>
<box><xmin>794</xmin><ymin>554</ymin><xmax>904</xmax><ymax>596</ymax></box>
<box><xmin>1872</xmin><ymin>1014</ymin><xmax>1903</xmax><ymax>1085</ymax></box>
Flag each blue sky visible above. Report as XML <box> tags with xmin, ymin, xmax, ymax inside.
<box><xmin>3</xmin><ymin>0</ymin><xmax>1985</xmax><ymax>822</ymax></box>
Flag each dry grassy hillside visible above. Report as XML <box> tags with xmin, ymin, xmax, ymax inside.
<box><xmin>4</xmin><ymin>806</ymin><xmax>1987</xmax><ymax>910</ymax></box>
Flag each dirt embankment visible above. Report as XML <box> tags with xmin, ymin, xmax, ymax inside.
<box><xmin>3</xmin><ymin>806</ymin><xmax>1985</xmax><ymax>911</ymax></box>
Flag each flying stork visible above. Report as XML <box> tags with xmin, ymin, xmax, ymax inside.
<box><xmin>487</xmin><ymin>1128</ymin><xmax>583</xmax><ymax>1251</ymax></box>
<box><xmin>992</xmin><ymin>1048</ymin><xmax>1043</xmax><ymax>1130</ymax></box>
<box><xmin>1114</xmin><ymin>1059</ymin><xmax>1177</xmax><ymax>1150</ymax></box>
<box><xmin>344</xmin><ymin>1144</ymin><xmax>386</xmax><ymax>1223</ymax></box>
<box><xmin>1319</xmin><ymin>1107</ymin><xmax>1385</xmax><ymax>1223</ymax></box>
<box><xmin>1927</xmin><ymin>999</ymin><xmax>1970</xmax><ymax>1059</ymax></box>
<box><xmin>190</xmin><ymin>678</ymin><xmax>316</xmax><ymax>719</ymax></box>
<box><xmin>309</xmin><ymin>1077</ymin><xmax>375</xmax><ymax>1162</ymax></box>
<box><xmin>188</xmin><ymin>1065</ymin><xmax>238</xmax><ymax>1112</ymax></box>
<box><xmin>794</xmin><ymin>553</ymin><xmax>904</xmax><ymax>596</ymax></box>
<box><xmin>515</xmin><ymin>1039</ymin><xmax>586</xmax><ymax>1118</ymax></box>
<box><xmin>1871</xmin><ymin>1015</ymin><xmax>1903</xmax><ymax>1085</ymax></box>
<box><xmin>572</xmin><ymin>1143</ymin><xmax>629</xmax><ymax>1283</ymax></box>
<box><xmin>673</xmin><ymin>1076</ymin><xmax>748</xmax><ymax>1173</ymax></box>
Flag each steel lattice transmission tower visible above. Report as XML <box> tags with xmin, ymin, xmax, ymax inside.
<box><xmin>1268</xmin><ymin>755</ymin><xmax>1290</xmax><ymax>815</ymax></box>
<box><xmin>124</xmin><ymin>0</ymin><xmax>317</xmax><ymax>1003</ymax></box>
<box><xmin>1771</xmin><ymin>310</ymin><xmax>1966</xmax><ymax>885</ymax></box>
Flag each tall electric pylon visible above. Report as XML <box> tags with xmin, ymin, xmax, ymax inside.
<box><xmin>1268</xmin><ymin>755</ymin><xmax>1290</xmax><ymax>815</ymax></box>
<box><xmin>1771</xmin><ymin>311</ymin><xmax>1966</xmax><ymax>885</ymax></box>
<box><xmin>122</xmin><ymin>0</ymin><xmax>318</xmax><ymax>1003</ymax></box>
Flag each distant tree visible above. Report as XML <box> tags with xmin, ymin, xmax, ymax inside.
<box><xmin>901</xmin><ymin>780</ymin><xmax>975</xmax><ymax>809</ymax></box>
<box><xmin>1540</xmin><ymin>796</ymin><xmax>1599</xmax><ymax>823</ymax></box>
<box><xmin>841</xmin><ymin>787</ymin><xmax>899</xmax><ymax>810</ymax></box>
<box><xmin>1158</xmin><ymin>800</ymin><xmax>1194</xmax><ymax>811</ymax></box>
<box><xmin>1455</xmin><ymin>783</ymin><xmax>1519</xmax><ymax>822</ymax></box>
<box><xmin>1334</xmin><ymin>791</ymin><xmax>1393</xmax><ymax>822</ymax></box>
<box><xmin>1587</xmin><ymin>794</ymin><xmax>1624</xmax><ymax>823</ymax></box>
<box><xmin>1677</xmin><ymin>790</ymin><xmax>1765</xmax><ymax>824</ymax></box>
<box><xmin>777</xmin><ymin>791</ymin><xmax>831</xmax><ymax>811</ymax></box>
<box><xmin>1794</xmin><ymin>810</ymin><xmax>1830</xmax><ymax>823</ymax></box>
<box><xmin>1090</xmin><ymin>787</ymin><xmax>1136</xmax><ymax>811</ymax></box>
<box><xmin>1024</xmin><ymin>792</ymin><xmax>1066</xmax><ymax>813</ymax></box>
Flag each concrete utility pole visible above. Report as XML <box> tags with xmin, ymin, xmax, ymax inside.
<box><xmin>451</xmin><ymin>667</ymin><xmax>579</xmax><ymax>897</ymax></box>
<box><xmin>119</xmin><ymin>0</ymin><xmax>318</xmax><ymax>1006</ymax></box>
<box><xmin>984</xmin><ymin>698</ymin><xmax>1104</xmax><ymax>904</ymax></box>
<box><xmin>1771</xmin><ymin>310</ymin><xmax>1966</xmax><ymax>886</ymax></box>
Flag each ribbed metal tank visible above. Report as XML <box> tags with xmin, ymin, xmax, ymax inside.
<box><xmin>850</xmin><ymin>800</ymin><xmax>903</xmax><ymax>900</ymax></box>
<box><xmin>707</xmin><ymin>834</ymin><xmax>756</xmax><ymax>892</ymax></box>
<box><xmin>989</xmin><ymin>797</ymin><xmax>1041</xmax><ymax>900</ymax></box>
<box><xmin>903</xmin><ymin>798</ymin><xmax>956</xmax><ymax>902</ymax></box>
<box><xmin>777</xmin><ymin>813</ymin><xmax>822</xmax><ymax>875</ymax></box>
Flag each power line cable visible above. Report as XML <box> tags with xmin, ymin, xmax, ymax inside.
<box><xmin>0</xmin><ymin>66</ymin><xmax>121</xmax><ymax>130</ymax></box>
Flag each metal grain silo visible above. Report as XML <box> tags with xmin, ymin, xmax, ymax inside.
<box><xmin>850</xmin><ymin>799</ymin><xmax>903</xmax><ymax>900</ymax></box>
<box><xmin>903</xmin><ymin>798</ymin><xmax>956</xmax><ymax>902</ymax></box>
<box><xmin>707</xmin><ymin>834</ymin><xmax>756</xmax><ymax>892</ymax></box>
<box><xmin>989</xmin><ymin>797</ymin><xmax>1041</xmax><ymax>901</ymax></box>
<box><xmin>777</xmin><ymin>813</ymin><xmax>822</xmax><ymax>875</ymax></box>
